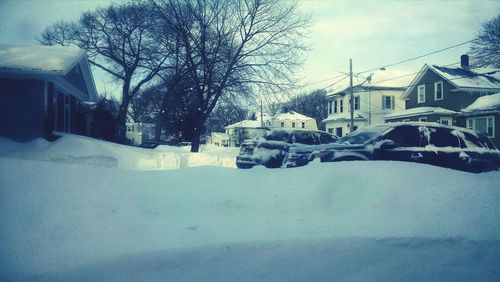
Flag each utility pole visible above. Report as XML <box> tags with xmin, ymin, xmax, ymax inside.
<box><xmin>349</xmin><ymin>59</ymin><xmax>354</xmax><ymax>133</ymax></box>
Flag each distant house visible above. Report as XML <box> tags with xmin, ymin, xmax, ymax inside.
<box><xmin>224</xmin><ymin>111</ymin><xmax>318</xmax><ymax>147</ymax></box>
<box><xmin>206</xmin><ymin>132</ymin><xmax>227</xmax><ymax>147</ymax></box>
<box><xmin>323</xmin><ymin>69</ymin><xmax>411</xmax><ymax>137</ymax></box>
<box><xmin>0</xmin><ymin>45</ymin><xmax>97</xmax><ymax>141</ymax></box>
<box><xmin>271</xmin><ymin>111</ymin><xmax>318</xmax><ymax>131</ymax></box>
<box><xmin>126</xmin><ymin>122</ymin><xmax>151</xmax><ymax>145</ymax></box>
<box><xmin>384</xmin><ymin>55</ymin><xmax>500</xmax><ymax>142</ymax></box>
<box><xmin>458</xmin><ymin>92</ymin><xmax>500</xmax><ymax>147</ymax></box>
<box><xmin>225</xmin><ymin>119</ymin><xmax>270</xmax><ymax>147</ymax></box>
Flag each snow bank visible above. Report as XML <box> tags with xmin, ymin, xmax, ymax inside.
<box><xmin>1</xmin><ymin>153</ymin><xmax>500</xmax><ymax>280</ymax></box>
<box><xmin>0</xmin><ymin>135</ymin><xmax>239</xmax><ymax>170</ymax></box>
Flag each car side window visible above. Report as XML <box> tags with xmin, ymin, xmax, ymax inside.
<box><xmin>429</xmin><ymin>128</ymin><xmax>460</xmax><ymax>148</ymax></box>
<box><xmin>381</xmin><ymin>126</ymin><xmax>421</xmax><ymax>147</ymax></box>
<box><xmin>293</xmin><ymin>131</ymin><xmax>315</xmax><ymax>145</ymax></box>
<box><xmin>319</xmin><ymin>133</ymin><xmax>337</xmax><ymax>144</ymax></box>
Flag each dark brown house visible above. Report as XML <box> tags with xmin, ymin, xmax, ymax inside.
<box><xmin>0</xmin><ymin>45</ymin><xmax>97</xmax><ymax>141</ymax></box>
<box><xmin>384</xmin><ymin>56</ymin><xmax>500</xmax><ymax>146</ymax></box>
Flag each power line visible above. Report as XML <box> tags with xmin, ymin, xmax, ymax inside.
<box><xmin>357</xmin><ymin>39</ymin><xmax>475</xmax><ymax>75</ymax></box>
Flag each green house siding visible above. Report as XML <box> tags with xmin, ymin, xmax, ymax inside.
<box><xmin>405</xmin><ymin>69</ymin><xmax>482</xmax><ymax>111</ymax></box>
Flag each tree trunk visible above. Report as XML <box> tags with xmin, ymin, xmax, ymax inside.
<box><xmin>190</xmin><ymin>124</ymin><xmax>202</xmax><ymax>152</ymax></box>
<box><xmin>116</xmin><ymin>78</ymin><xmax>132</xmax><ymax>144</ymax></box>
<box><xmin>154</xmin><ymin>118</ymin><xmax>162</xmax><ymax>142</ymax></box>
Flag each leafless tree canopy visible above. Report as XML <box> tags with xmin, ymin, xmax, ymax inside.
<box><xmin>39</xmin><ymin>3</ymin><xmax>171</xmax><ymax>143</ymax></box>
<box><xmin>154</xmin><ymin>0</ymin><xmax>310</xmax><ymax>151</ymax></box>
<box><xmin>470</xmin><ymin>15</ymin><xmax>500</xmax><ymax>68</ymax></box>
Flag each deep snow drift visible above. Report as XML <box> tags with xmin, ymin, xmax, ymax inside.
<box><xmin>1</xmin><ymin>135</ymin><xmax>500</xmax><ymax>281</ymax></box>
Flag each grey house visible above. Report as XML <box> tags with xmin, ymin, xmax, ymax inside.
<box><xmin>384</xmin><ymin>55</ymin><xmax>500</xmax><ymax>146</ymax></box>
<box><xmin>0</xmin><ymin>45</ymin><xmax>97</xmax><ymax>141</ymax></box>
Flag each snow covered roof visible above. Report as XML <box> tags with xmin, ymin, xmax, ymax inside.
<box><xmin>225</xmin><ymin>119</ymin><xmax>265</xmax><ymax>129</ymax></box>
<box><xmin>0</xmin><ymin>45</ymin><xmax>97</xmax><ymax>102</ymax></box>
<box><xmin>0</xmin><ymin>44</ymin><xmax>84</xmax><ymax>74</ymax></box>
<box><xmin>273</xmin><ymin>111</ymin><xmax>314</xmax><ymax>121</ymax></box>
<box><xmin>384</xmin><ymin>107</ymin><xmax>457</xmax><ymax>119</ymax></box>
<box><xmin>462</xmin><ymin>92</ymin><xmax>500</xmax><ymax>113</ymax></box>
<box><xmin>327</xmin><ymin>69</ymin><xmax>412</xmax><ymax>96</ymax></box>
<box><xmin>322</xmin><ymin>112</ymin><xmax>366</xmax><ymax>123</ymax></box>
<box><xmin>430</xmin><ymin>65</ymin><xmax>500</xmax><ymax>89</ymax></box>
<box><xmin>402</xmin><ymin>64</ymin><xmax>500</xmax><ymax>99</ymax></box>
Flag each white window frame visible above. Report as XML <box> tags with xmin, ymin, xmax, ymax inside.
<box><xmin>280</xmin><ymin>122</ymin><xmax>285</xmax><ymax>127</ymax></box>
<box><xmin>402</xmin><ymin>119</ymin><xmax>410</xmax><ymax>122</ymax></box>
<box><xmin>439</xmin><ymin>117</ymin><xmax>452</xmax><ymax>126</ymax></box>
<box><xmin>301</xmin><ymin>122</ymin><xmax>305</xmax><ymax>129</ymax></box>
<box><xmin>354</xmin><ymin>96</ymin><xmax>360</xmax><ymax>110</ymax></box>
<box><xmin>339</xmin><ymin>99</ymin><xmax>344</xmax><ymax>113</ymax></box>
<box><xmin>434</xmin><ymin>81</ymin><xmax>443</xmax><ymax>101</ymax></box>
<box><xmin>333</xmin><ymin>100</ymin><xmax>338</xmax><ymax>114</ymax></box>
<box><xmin>417</xmin><ymin>84</ymin><xmax>426</xmax><ymax>103</ymax></box>
<box><xmin>382</xmin><ymin>95</ymin><xmax>394</xmax><ymax>110</ymax></box>
<box><xmin>419</xmin><ymin>117</ymin><xmax>427</xmax><ymax>122</ymax></box>
<box><xmin>292</xmin><ymin>122</ymin><xmax>296</xmax><ymax>128</ymax></box>
<box><xmin>467</xmin><ymin>116</ymin><xmax>495</xmax><ymax>138</ymax></box>
<box><xmin>328</xmin><ymin>101</ymin><xmax>333</xmax><ymax>114</ymax></box>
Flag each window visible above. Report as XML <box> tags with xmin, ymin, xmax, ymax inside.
<box><xmin>434</xmin><ymin>82</ymin><xmax>443</xmax><ymax>100</ymax></box>
<box><xmin>339</xmin><ymin>99</ymin><xmax>344</xmax><ymax>113</ymax></box>
<box><xmin>327</xmin><ymin>128</ymin><xmax>334</xmax><ymax>134</ymax></box>
<box><xmin>334</xmin><ymin>100</ymin><xmax>338</xmax><ymax>113</ymax></box>
<box><xmin>382</xmin><ymin>126</ymin><xmax>421</xmax><ymax>147</ymax></box>
<box><xmin>328</xmin><ymin>101</ymin><xmax>333</xmax><ymax>114</ymax></box>
<box><xmin>127</xmin><ymin>126</ymin><xmax>132</xmax><ymax>132</ymax></box>
<box><xmin>382</xmin><ymin>95</ymin><xmax>394</xmax><ymax>110</ymax></box>
<box><xmin>439</xmin><ymin>117</ymin><xmax>452</xmax><ymax>126</ymax></box>
<box><xmin>319</xmin><ymin>133</ymin><xmax>337</xmax><ymax>144</ymax></box>
<box><xmin>467</xmin><ymin>116</ymin><xmax>495</xmax><ymax>138</ymax></box>
<box><xmin>293</xmin><ymin>131</ymin><xmax>314</xmax><ymax>145</ymax></box>
<box><xmin>419</xmin><ymin>117</ymin><xmax>427</xmax><ymax>122</ymax></box>
<box><xmin>429</xmin><ymin>128</ymin><xmax>460</xmax><ymax>148</ymax></box>
<box><xmin>351</xmin><ymin>96</ymin><xmax>360</xmax><ymax>110</ymax></box>
<box><xmin>417</xmin><ymin>84</ymin><xmax>426</xmax><ymax>103</ymax></box>
<box><xmin>301</xmin><ymin>122</ymin><xmax>305</xmax><ymax>129</ymax></box>
<box><xmin>280</xmin><ymin>122</ymin><xmax>284</xmax><ymax>127</ymax></box>
<box><xmin>335</xmin><ymin>127</ymin><xmax>343</xmax><ymax>137</ymax></box>
<box><xmin>292</xmin><ymin>122</ymin><xmax>296</xmax><ymax>128</ymax></box>
<box><xmin>402</xmin><ymin>119</ymin><xmax>410</xmax><ymax>122</ymax></box>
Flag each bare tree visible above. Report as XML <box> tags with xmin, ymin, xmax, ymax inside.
<box><xmin>153</xmin><ymin>0</ymin><xmax>310</xmax><ymax>152</ymax></box>
<box><xmin>470</xmin><ymin>15</ymin><xmax>500</xmax><ymax>68</ymax></box>
<box><xmin>39</xmin><ymin>2</ymin><xmax>172</xmax><ymax>143</ymax></box>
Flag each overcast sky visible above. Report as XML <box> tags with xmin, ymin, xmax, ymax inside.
<box><xmin>0</xmin><ymin>0</ymin><xmax>499</xmax><ymax>98</ymax></box>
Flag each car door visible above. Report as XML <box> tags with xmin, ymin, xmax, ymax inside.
<box><xmin>426</xmin><ymin>127</ymin><xmax>463</xmax><ymax>170</ymax></box>
<box><xmin>372</xmin><ymin>125</ymin><xmax>428</xmax><ymax>164</ymax></box>
<box><xmin>458</xmin><ymin>131</ymin><xmax>500</xmax><ymax>172</ymax></box>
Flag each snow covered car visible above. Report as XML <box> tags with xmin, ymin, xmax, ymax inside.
<box><xmin>318</xmin><ymin>122</ymin><xmax>500</xmax><ymax>173</ymax></box>
<box><xmin>236</xmin><ymin>129</ymin><xmax>338</xmax><ymax>169</ymax></box>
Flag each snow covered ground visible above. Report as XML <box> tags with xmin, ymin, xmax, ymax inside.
<box><xmin>1</xmin><ymin>135</ymin><xmax>500</xmax><ymax>281</ymax></box>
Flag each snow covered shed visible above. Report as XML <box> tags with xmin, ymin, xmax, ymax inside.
<box><xmin>0</xmin><ymin>45</ymin><xmax>97</xmax><ymax>141</ymax></box>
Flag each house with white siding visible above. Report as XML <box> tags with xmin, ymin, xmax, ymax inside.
<box><xmin>322</xmin><ymin>69</ymin><xmax>411</xmax><ymax>137</ymax></box>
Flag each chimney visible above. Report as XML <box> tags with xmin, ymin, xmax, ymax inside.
<box><xmin>461</xmin><ymin>54</ymin><xmax>469</xmax><ymax>69</ymax></box>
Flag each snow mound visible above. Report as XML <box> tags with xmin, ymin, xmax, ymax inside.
<box><xmin>462</xmin><ymin>92</ymin><xmax>500</xmax><ymax>113</ymax></box>
<box><xmin>0</xmin><ymin>157</ymin><xmax>499</xmax><ymax>280</ymax></box>
<box><xmin>0</xmin><ymin>135</ymin><xmax>239</xmax><ymax>170</ymax></box>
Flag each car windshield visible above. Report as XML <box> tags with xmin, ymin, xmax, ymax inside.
<box><xmin>338</xmin><ymin>126</ymin><xmax>391</xmax><ymax>145</ymax></box>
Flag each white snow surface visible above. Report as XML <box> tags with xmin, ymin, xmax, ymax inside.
<box><xmin>1</xmin><ymin>135</ymin><xmax>500</xmax><ymax>281</ymax></box>
<box><xmin>322</xmin><ymin>112</ymin><xmax>366</xmax><ymax>122</ymax></box>
<box><xmin>0</xmin><ymin>44</ymin><xmax>83</xmax><ymax>74</ymax></box>
<box><xmin>273</xmin><ymin>111</ymin><xmax>314</xmax><ymax>121</ymax></box>
<box><xmin>0</xmin><ymin>135</ymin><xmax>239</xmax><ymax>170</ymax></box>
<box><xmin>430</xmin><ymin>65</ymin><xmax>500</xmax><ymax>89</ymax></box>
<box><xmin>384</xmin><ymin>106</ymin><xmax>457</xmax><ymax>119</ymax></box>
<box><xmin>462</xmin><ymin>92</ymin><xmax>500</xmax><ymax>113</ymax></box>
